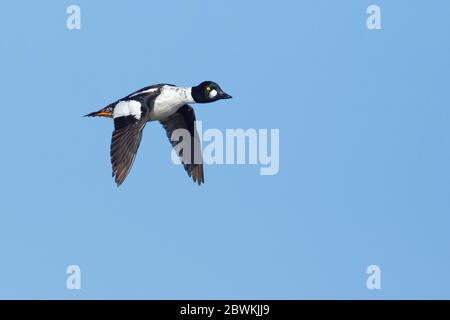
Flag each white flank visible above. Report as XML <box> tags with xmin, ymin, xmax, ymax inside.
<box><xmin>113</xmin><ymin>100</ymin><xmax>142</xmax><ymax>119</ymax></box>
<box><xmin>150</xmin><ymin>86</ymin><xmax>195</xmax><ymax>120</ymax></box>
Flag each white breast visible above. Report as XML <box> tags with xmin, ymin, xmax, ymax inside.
<box><xmin>150</xmin><ymin>86</ymin><xmax>194</xmax><ymax>120</ymax></box>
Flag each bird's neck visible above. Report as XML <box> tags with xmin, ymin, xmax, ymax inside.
<box><xmin>191</xmin><ymin>85</ymin><xmax>205</xmax><ymax>103</ymax></box>
<box><xmin>184</xmin><ymin>87</ymin><xmax>195</xmax><ymax>104</ymax></box>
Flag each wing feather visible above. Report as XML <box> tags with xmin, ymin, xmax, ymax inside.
<box><xmin>160</xmin><ymin>105</ymin><xmax>204</xmax><ymax>185</ymax></box>
<box><xmin>110</xmin><ymin>116</ymin><xmax>147</xmax><ymax>186</ymax></box>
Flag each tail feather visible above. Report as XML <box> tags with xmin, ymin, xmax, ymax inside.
<box><xmin>84</xmin><ymin>107</ymin><xmax>113</xmax><ymax>118</ymax></box>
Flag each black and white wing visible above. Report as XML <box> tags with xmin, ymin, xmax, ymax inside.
<box><xmin>160</xmin><ymin>105</ymin><xmax>204</xmax><ymax>185</ymax></box>
<box><xmin>110</xmin><ymin>101</ymin><xmax>149</xmax><ymax>186</ymax></box>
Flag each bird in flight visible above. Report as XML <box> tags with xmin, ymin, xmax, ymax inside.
<box><xmin>85</xmin><ymin>81</ymin><xmax>232</xmax><ymax>186</ymax></box>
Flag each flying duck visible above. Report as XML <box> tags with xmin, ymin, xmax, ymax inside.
<box><xmin>85</xmin><ymin>81</ymin><xmax>232</xmax><ymax>186</ymax></box>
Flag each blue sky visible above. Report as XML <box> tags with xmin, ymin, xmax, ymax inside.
<box><xmin>0</xmin><ymin>0</ymin><xmax>449</xmax><ymax>299</ymax></box>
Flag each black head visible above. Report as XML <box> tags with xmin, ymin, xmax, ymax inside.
<box><xmin>191</xmin><ymin>81</ymin><xmax>232</xmax><ymax>103</ymax></box>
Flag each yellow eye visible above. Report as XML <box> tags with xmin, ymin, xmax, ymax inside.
<box><xmin>206</xmin><ymin>86</ymin><xmax>211</xmax><ymax>91</ymax></box>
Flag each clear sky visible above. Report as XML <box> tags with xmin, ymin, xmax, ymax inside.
<box><xmin>0</xmin><ymin>0</ymin><xmax>449</xmax><ymax>299</ymax></box>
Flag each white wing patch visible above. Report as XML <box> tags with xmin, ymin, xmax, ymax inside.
<box><xmin>113</xmin><ymin>100</ymin><xmax>142</xmax><ymax>119</ymax></box>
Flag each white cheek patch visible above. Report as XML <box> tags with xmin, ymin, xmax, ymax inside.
<box><xmin>113</xmin><ymin>100</ymin><xmax>142</xmax><ymax>119</ymax></box>
<box><xmin>209</xmin><ymin>89</ymin><xmax>218</xmax><ymax>99</ymax></box>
